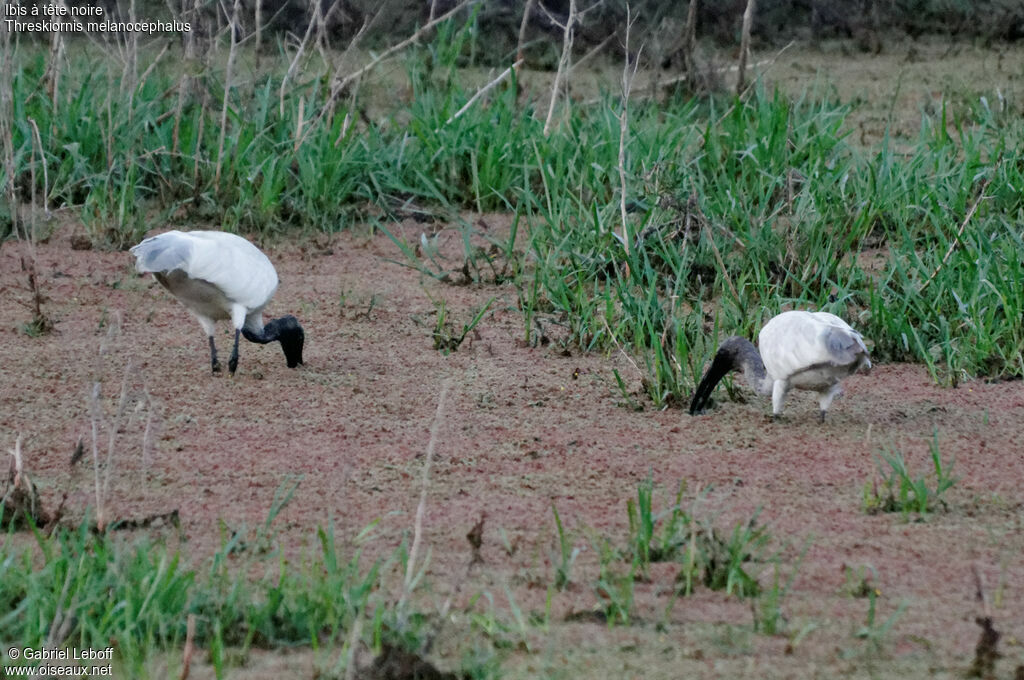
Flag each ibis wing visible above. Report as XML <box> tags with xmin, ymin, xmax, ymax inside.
<box><xmin>759</xmin><ymin>311</ymin><xmax>868</xmax><ymax>379</ymax></box>
<box><xmin>824</xmin><ymin>326</ymin><xmax>868</xmax><ymax>366</ymax></box>
<box><xmin>132</xmin><ymin>231</ymin><xmax>279</xmax><ymax>313</ymax></box>
<box><xmin>181</xmin><ymin>232</ymin><xmax>279</xmax><ymax>312</ymax></box>
<box><xmin>130</xmin><ymin>231</ymin><xmax>193</xmax><ymax>275</ymax></box>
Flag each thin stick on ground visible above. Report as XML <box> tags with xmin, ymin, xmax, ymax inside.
<box><xmin>8</xmin><ymin>435</ymin><xmax>24</xmax><ymax>483</ymax></box>
<box><xmin>3</xmin><ymin>435</ymin><xmax>49</xmax><ymax>527</ymax></box>
<box><xmin>422</xmin><ymin>512</ymin><xmax>485</xmax><ymax>655</ymax></box>
<box><xmin>17</xmin><ymin>118</ymin><xmax>53</xmax><ymax>334</ymax></box>
<box><xmin>399</xmin><ymin>378</ymin><xmax>452</xmax><ymax>612</ymax></box>
<box><xmin>972</xmin><ymin>564</ymin><xmax>992</xmax><ymax>619</ymax></box>
<box><xmin>736</xmin><ymin>0</ymin><xmax>756</xmax><ymax>95</ymax></box>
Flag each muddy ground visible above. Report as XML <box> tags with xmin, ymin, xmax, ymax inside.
<box><xmin>2</xmin><ymin>39</ymin><xmax>1024</xmax><ymax>679</ymax></box>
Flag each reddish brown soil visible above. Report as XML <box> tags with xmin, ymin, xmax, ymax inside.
<box><xmin>2</xmin><ymin>215</ymin><xmax>1022</xmax><ymax>679</ymax></box>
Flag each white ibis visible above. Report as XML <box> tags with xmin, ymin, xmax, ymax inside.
<box><xmin>689</xmin><ymin>311</ymin><xmax>870</xmax><ymax>422</ymax></box>
<box><xmin>130</xmin><ymin>230</ymin><xmax>304</xmax><ymax>375</ymax></box>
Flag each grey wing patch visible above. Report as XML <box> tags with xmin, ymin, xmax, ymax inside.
<box><xmin>131</xmin><ymin>236</ymin><xmax>192</xmax><ymax>274</ymax></box>
<box><xmin>824</xmin><ymin>328</ymin><xmax>866</xmax><ymax>366</ymax></box>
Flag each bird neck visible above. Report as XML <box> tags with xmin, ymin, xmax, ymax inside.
<box><xmin>242</xmin><ymin>315</ymin><xmax>304</xmax><ymax>368</ymax></box>
<box><xmin>242</xmin><ymin>321</ymin><xmax>274</xmax><ymax>344</ymax></box>
<box><xmin>731</xmin><ymin>338</ymin><xmax>771</xmax><ymax>395</ymax></box>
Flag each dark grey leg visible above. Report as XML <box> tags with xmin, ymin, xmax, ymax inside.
<box><xmin>228</xmin><ymin>328</ymin><xmax>240</xmax><ymax>375</ymax></box>
<box><xmin>819</xmin><ymin>410</ymin><xmax>827</xmax><ymax>424</ymax></box>
<box><xmin>209</xmin><ymin>336</ymin><xmax>221</xmax><ymax>374</ymax></box>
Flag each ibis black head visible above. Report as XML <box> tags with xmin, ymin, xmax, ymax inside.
<box><xmin>245</xmin><ymin>315</ymin><xmax>304</xmax><ymax>368</ymax></box>
<box><xmin>274</xmin><ymin>315</ymin><xmax>305</xmax><ymax>368</ymax></box>
<box><xmin>688</xmin><ymin>336</ymin><xmax>761</xmax><ymax>415</ymax></box>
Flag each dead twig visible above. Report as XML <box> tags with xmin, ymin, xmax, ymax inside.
<box><xmin>214</xmin><ymin>0</ymin><xmax>242</xmax><ymax>190</ymax></box>
<box><xmin>515</xmin><ymin>0</ymin><xmax>537</xmax><ymax>76</ymax></box>
<box><xmin>399</xmin><ymin>379</ymin><xmax>452</xmax><ymax>614</ymax></box>
<box><xmin>2</xmin><ymin>435</ymin><xmax>50</xmax><ymax>529</ymax></box>
<box><xmin>681</xmin><ymin>0</ymin><xmax>698</xmax><ymax>78</ymax></box>
<box><xmin>442</xmin><ymin>59</ymin><xmax>522</xmax><ymax>128</ymax></box>
<box><xmin>423</xmin><ymin>512</ymin><xmax>486</xmax><ymax>655</ymax></box>
<box><xmin>328</xmin><ymin>0</ymin><xmax>475</xmax><ymax>111</ymax></box>
<box><xmin>279</xmin><ymin>0</ymin><xmax>321</xmax><ymax>116</ymax></box>
<box><xmin>178</xmin><ymin>614</ymin><xmax>196</xmax><ymax>680</ymax></box>
<box><xmin>617</xmin><ymin>8</ymin><xmax>641</xmax><ymax>264</ymax></box>
<box><xmin>972</xmin><ymin>564</ymin><xmax>992</xmax><ymax>619</ymax></box>
<box><xmin>736</xmin><ymin>0</ymin><xmax>756</xmax><ymax>95</ymax></box>
<box><xmin>542</xmin><ymin>0</ymin><xmax>577</xmax><ymax>136</ymax></box>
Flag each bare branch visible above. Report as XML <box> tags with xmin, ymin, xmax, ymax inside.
<box><xmin>443</xmin><ymin>60</ymin><xmax>522</xmax><ymax>127</ymax></box>
<box><xmin>543</xmin><ymin>0</ymin><xmax>576</xmax><ymax>136</ymax></box>
<box><xmin>682</xmin><ymin>0</ymin><xmax>698</xmax><ymax>77</ymax></box>
<box><xmin>515</xmin><ymin>0</ymin><xmax>537</xmax><ymax>76</ymax></box>
<box><xmin>330</xmin><ymin>0</ymin><xmax>476</xmax><ymax>105</ymax></box>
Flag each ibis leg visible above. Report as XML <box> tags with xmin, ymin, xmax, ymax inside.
<box><xmin>771</xmin><ymin>380</ymin><xmax>789</xmax><ymax>419</ymax></box>
<box><xmin>228</xmin><ymin>328</ymin><xmax>241</xmax><ymax>375</ymax></box>
<box><xmin>208</xmin><ymin>336</ymin><xmax>221</xmax><ymax>374</ymax></box>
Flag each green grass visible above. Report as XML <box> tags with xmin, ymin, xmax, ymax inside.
<box><xmin>545</xmin><ymin>479</ymin><xmax>812</xmax><ymax>634</ymax></box>
<box><xmin>0</xmin><ymin>509</ymin><xmax>495</xmax><ymax>678</ymax></box>
<box><xmin>863</xmin><ymin>430</ymin><xmax>959</xmax><ymax>516</ymax></box>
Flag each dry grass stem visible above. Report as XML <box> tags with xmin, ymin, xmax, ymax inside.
<box><xmin>703</xmin><ymin>223</ymin><xmax>739</xmax><ymax>303</ymax></box>
<box><xmin>178</xmin><ymin>614</ymin><xmax>196</xmax><ymax>680</ymax></box>
<box><xmin>681</xmin><ymin>0</ymin><xmax>698</xmax><ymax>77</ymax></box>
<box><xmin>736</xmin><ymin>0</ymin><xmax>756</xmax><ymax>94</ymax></box>
<box><xmin>215</xmin><ymin>0</ymin><xmax>242</xmax><ymax>189</ymax></box>
<box><xmin>342</xmin><ymin>608</ymin><xmax>365</xmax><ymax>680</ymax></box>
<box><xmin>920</xmin><ymin>174</ymin><xmax>992</xmax><ymax>293</ymax></box>
<box><xmin>516</xmin><ymin>0</ymin><xmax>537</xmax><ymax>75</ymax></box>
<box><xmin>542</xmin><ymin>0</ymin><xmax>577</xmax><ymax>136</ymax></box>
<box><xmin>617</xmin><ymin>8</ymin><xmax>640</xmax><ymax>261</ymax></box>
<box><xmin>400</xmin><ymin>379</ymin><xmax>452</xmax><ymax>610</ymax></box>
<box><xmin>279</xmin><ymin>0</ymin><xmax>321</xmax><ymax>115</ymax></box>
